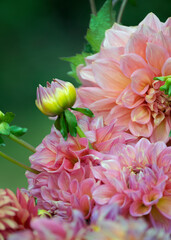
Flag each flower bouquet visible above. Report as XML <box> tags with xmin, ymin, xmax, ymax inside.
<box><xmin>0</xmin><ymin>0</ymin><xmax>171</xmax><ymax>239</ymax></box>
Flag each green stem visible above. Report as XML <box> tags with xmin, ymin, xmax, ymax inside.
<box><xmin>8</xmin><ymin>133</ymin><xmax>36</xmax><ymax>153</ymax></box>
<box><xmin>89</xmin><ymin>0</ymin><xmax>97</xmax><ymax>15</ymax></box>
<box><xmin>0</xmin><ymin>151</ymin><xmax>39</xmax><ymax>174</ymax></box>
<box><xmin>76</xmin><ymin>125</ymin><xmax>93</xmax><ymax>149</ymax></box>
<box><xmin>117</xmin><ymin>0</ymin><xmax>128</xmax><ymax>24</ymax></box>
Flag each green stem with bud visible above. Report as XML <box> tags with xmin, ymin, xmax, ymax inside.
<box><xmin>0</xmin><ymin>151</ymin><xmax>39</xmax><ymax>174</ymax></box>
<box><xmin>117</xmin><ymin>0</ymin><xmax>128</xmax><ymax>24</ymax></box>
<box><xmin>76</xmin><ymin>125</ymin><xmax>93</xmax><ymax>149</ymax></box>
<box><xmin>8</xmin><ymin>133</ymin><xmax>36</xmax><ymax>153</ymax></box>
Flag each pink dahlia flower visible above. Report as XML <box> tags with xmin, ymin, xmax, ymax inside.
<box><xmin>84</xmin><ymin>204</ymin><xmax>170</xmax><ymax>240</ymax></box>
<box><xmin>0</xmin><ymin>188</ymin><xmax>38</xmax><ymax>239</ymax></box>
<box><xmin>26</xmin><ymin>166</ymin><xmax>99</xmax><ymax>219</ymax></box>
<box><xmin>78</xmin><ymin>13</ymin><xmax>171</xmax><ymax>143</ymax></box>
<box><xmin>29</xmin><ymin>114</ymin><xmax>136</xmax><ymax>173</ymax></box>
<box><xmin>9</xmin><ymin>210</ymin><xmax>85</xmax><ymax>240</ymax></box>
<box><xmin>92</xmin><ymin>139</ymin><xmax>171</xmax><ymax>233</ymax></box>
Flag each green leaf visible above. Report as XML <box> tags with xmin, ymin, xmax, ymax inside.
<box><xmin>62</xmin><ymin>53</ymin><xmax>90</xmax><ymax>84</ymax></box>
<box><xmin>85</xmin><ymin>0</ymin><xmax>115</xmax><ymax>52</ymax></box>
<box><xmin>10</xmin><ymin>125</ymin><xmax>27</xmax><ymax>137</ymax></box>
<box><xmin>1</xmin><ymin>112</ymin><xmax>15</xmax><ymax>124</ymax></box>
<box><xmin>71</xmin><ymin>107</ymin><xmax>94</xmax><ymax>117</ymax></box>
<box><xmin>54</xmin><ymin>117</ymin><xmax>60</xmax><ymax>130</ymax></box>
<box><xmin>0</xmin><ymin>122</ymin><xmax>10</xmax><ymax>135</ymax></box>
<box><xmin>169</xmin><ymin>130</ymin><xmax>171</xmax><ymax>137</ymax></box>
<box><xmin>0</xmin><ymin>136</ymin><xmax>5</xmax><ymax>147</ymax></box>
<box><xmin>64</xmin><ymin>109</ymin><xmax>77</xmax><ymax>137</ymax></box>
<box><xmin>60</xmin><ymin>113</ymin><xmax>68</xmax><ymax>140</ymax></box>
<box><xmin>128</xmin><ymin>0</ymin><xmax>137</xmax><ymax>6</ymax></box>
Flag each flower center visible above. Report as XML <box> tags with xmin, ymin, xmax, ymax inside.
<box><xmin>145</xmin><ymin>80</ymin><xmax>171</xmax><ymax>126</ymax></box>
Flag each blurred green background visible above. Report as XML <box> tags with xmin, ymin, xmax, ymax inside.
<box><xmin>0</xmin><ymin>0</ymin><xmax>170</xmax><ymax>192</ymax></box>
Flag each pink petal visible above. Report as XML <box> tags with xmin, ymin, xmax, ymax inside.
<box><xmin>120</xmin><ymin>53</ymin><xmax>148</xmax><ymax>78</ymax></box>
<box><xmin>80</xmin><ymin>179</ymin><xmax>95</xmax><ymax>196</ymax></box>
<box><xmin>150</xmin><ymin>118</ymin><xmax>170</xmax><ymax>143</ymax></box>
<box><xmin>69</xmin><ymin>179</ymin><xmax>79</xmax><ymax>194</ymax></box>
<box><xmin>129</xmin><ymin>121</ymin><xmax>153</xmax><ymax>137</ymax></box>
<box><xmin>146</xmin><ymin>43</ymin><xmax>169</xmax><ymax>72</ymax></box>
<box><xmin>92</xmin><ymin>59</ymin><xmax>130</xmax><ymax>91</ymax></box>
<box><xmin>131</xmin><ymin>105</ymin><xmax>151</xmax><ymax>124</ymax></box>
<box><xmin>58</xmin><ymin>171</ymin><xmax>70</xmax><ymax>191</ymax></box>
<box><xmin>143</xmin><ymin>190</ymin><xmax>162</xmax><ymax>206</ymax></box>
<box><xmin>162</xmin><ymin>57</ymin><xmax>171</xmax><ymax>75</ymax></box>
<box><xmin>112</xmin><ymin>23</ymin><xmax>135</xmax><ymax>34</ymax></box>
<box><xmin>116</xmin><ymin>85</ymin><xmax>144</xmax><ymax>109</ymax></box>
<box><xmin>156</xmin><ymin>196</ymin><xmax>171</xmax><ymax>219</ymax></box>
<box><xmin>125</xmin><ymin>32</ymin><xmax>147</xmax><ymax>60</ymax></box>
<box><xmin>103</xmin><ymin>29</ymin><xmax>130</xmax><ymax>48</ymax></box>
<box><xmin>90</xmin><ymin>98</ymin><xmax>116</xmax><ymax>112</ymax></box>
<box><xmin>77</xmin><ymin>65</ymin><xmax>97</xmax><ymax>87</ymax></box>
<box><xmin>80</xmin><ymin>195</ymin><xmax>91</xmax><ymax>218</ymax></box>
<box><xmin>99</xmin><ymin>46</ymin><xmax>124</xmax><ymax>62</ymax></box>
<box><xmin>93</xmin><ymin>185</ymin><xmax>114</xmax><ymax>205</ymax></box>
<box><xmin>150</xmin><ymin>206</ymin><xmax>171</xmax><ymax>233</ymax></box>
<box><xmin>131</xmin><ymin>68</ymin><xmax>154</xmax><ymax>95</ymax></box>
<box><xmin>139</xmin><ymin>13</ymin><xmax>163</xmax><ymax>32</ymax></box>
<box><xmin>130</xmin><ymin>201</ymin><xmax>151</xmax><ymax>216</ymax></box>
<box><xmin>106</xmin><ymin>106</ymin><xmax>131</xmax><ymax>127</ymax></box>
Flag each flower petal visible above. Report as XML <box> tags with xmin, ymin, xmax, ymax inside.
<box><xmin>156</xmin><ymin>196</ymin><xmax>171</xmax><ymax>219</ymax></box>
<box><xmin>131</xmin><ymin>105</ymin><xmax>151</xmax><ymax>124</ymax></box>
<box><xmin>130</xmin><ymin>201</ymin><xmax>151</xmax><ymax>216</ymax></box>
<box><xmin>162</xmin><ymin>57</ymin><xmax>171</xmax><ymax>76</ymax></box>
<box><xmin>129</xmin><ymin>121</ymin><xmax>153</xmax><ymax>137</ymax></box>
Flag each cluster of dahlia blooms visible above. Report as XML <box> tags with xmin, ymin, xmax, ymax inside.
<box><xmin>1</xmin><ymin>12</ymin><xmax>171</xmax><ymax>240</ymax></box>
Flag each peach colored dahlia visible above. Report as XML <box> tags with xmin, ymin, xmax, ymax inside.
<box><xmin>0</xmin><ymin>188</ymin><xmax>38</xmax><ymax>239</ymax></box>
<box><xmin>92</xmin><ymin>139</ymin><xmax>171</xmax><ymax>233</ymax></box>
<box><xmin>78</xmin><ymin>13</ymin><xmax>171</xmax><ymax>143</ymax></box>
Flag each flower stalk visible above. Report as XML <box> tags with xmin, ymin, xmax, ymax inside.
<box><xmin>0</xmin><ymin>151</ymin><xmax>39</xmax><ymax>174</ymax></box>
<box><xmin>89</xmin><ymin>0</ymin><xmax>97</xmax><ymax>15</ymax></box>
<box><xmin>117</xmin><ymin>0</ymin><xmax>128</xmax><ymax>24</ymax></box>
<box><xmin>8</xmin><ymin>133</ymin><xmax>36</xmax><ymax>153</ymax></box>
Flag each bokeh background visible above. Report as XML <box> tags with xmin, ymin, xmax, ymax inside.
<box><xmin>0</xmin><ymin>0</ymin><xmax>170</xmax><ymax>191</ymax></box>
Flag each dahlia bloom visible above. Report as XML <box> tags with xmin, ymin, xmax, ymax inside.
<box><xmin>78</xmin><ymin>13</ymin><xmax>171</xmax><ymax>143</ymax></box>
<box><xmin>36</xmin><ymin>79</ymin><xmax>76</xmax><ymax>116</ymax></box>
<box><xmin>92</xmin><ymin>138</ymin><xmax>171</xmax><ymax>233</ymax></box>
<box><xmin>26</xmin><ymin>166</ymin><xmax>99</xmax><ymax>219</ymax></box>
<box><xmin>84</xmin><ymin>204</ymin><xmax>170</xmax><ymax>240</ymax></box>
<box><xmin>9</xmin><ymin>209</ymin><xmax>85</xmax><ymax>240</ymax></box>
<box><xmin>0</xmin><ymin>188</ymin><xmax>38</xmax><ymax>239</ymax></box>
<box><xmin>29</xmin><ymin>115</ymin><xmax>136</xmax><ymax>173</ymax></box>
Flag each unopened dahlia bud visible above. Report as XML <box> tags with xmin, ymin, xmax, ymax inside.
<box><xmin>36</xmin><ymin>79</ymin><xmax>76</xmax><ymax>116</ymax></box>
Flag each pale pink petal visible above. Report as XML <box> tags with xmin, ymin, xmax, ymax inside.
<box><xmin>130</xmin><ymin>201</ymin><xmax>151</xmax><ymax>216</ymax></box>
<box><xmin>120</xmin><ymin>53</ymin><xmax>148</xmax><ymax>78</ymax></box>
<box><xmin>85</xmin><ymin>53</ymin><xmax>99</xmax><ymax>64</ymax></box>
<box><xmin>90</xmin><ymin>98</ymin><xmax>116</xmax><ymax>112</ymax></box>
<box><xmin>156</xmin><ymin>196</ymin><xmax>171</xmax><ymax>219</ymax></box>
<box><xmin>103</xmin><ymin>29</ymin><xmax>130</xmax><ymax>48</ymax></box>
<box><xmin>69</xmin><ymin>179</ymin><xmax>79</xmax><ymax>194</ymax></box>
<box><xmin>131</xmin><ymin>68</ymin><xmax>154</xmax><ymax>95</ymax></box>
<box><xmin>112</xmin><ymin>23</ymin><xmax>136</xmax><ymax>34</ymax></box>
<box><xmin>150</xmin><ymin>206</ymin><xmax>171</xmax><ymax>233</ymax></box>
<box><xmin>99</xmin><ymin>46</ymin><xmax>124</xmax><ymax>62</ymax></box>
<box><xmin>106</xmin><ymin>106</ymin><xmax>131</xmax><ymax>127</ymax></box>
<box><xmin>129</xmin><ymin>121</ymin><xmax>153</xmax><ymax>137</ymax></box>
<box><xmin>131</xmin><ymin>105</ymin><xmax>151</xmax><ymax>124</ymax></box>
<box><xmin>136</xmin><ymin>24</ymin><xmax>156</xmax><ymax>39</ymax></box>
<box><xmin>93</xmin><ymin>185</ymin><xmax>115</xmax><ymax>205</ymax></box>
<box><xmin>162</xmin><ymin>57</ymin><xmax>171</xmax><ymax>75</ymax></box>
<box><xmin>139</xmin><ymin>13</ymin><xmax>163</xmax><ymax>32</ymax></box>
<box><xmin>80</xmin><ymin>179</ymin><xmax>95</xmax><ymax>196</ymax></box>
<box><xmin>92</xmin><ymin>59</ymin><xmax>130</xmax><ymax>91</ymax></box>
<box><xmin>125</xmin><ymin>32</ymin><xmax>147</xmax><ymax>59</ymax></box>
<box><xmin>150</xmin><ymin>118</ymin><xmax>170</xmax><ymax>143</ymax></box>
<box><xmin>78</xmin><ymin>87</ymin><xmax>114</xmax><ymax>106</ymax></box>
<box><xmin>146</xmin><ymin>43</ymin><xmax>169</xmax><ymax>71</ymax></box>
<box><xmin>77</xmin><ymin>65</ymin><xmax>97</xmax><ymax>87</ymax></box>
<box><xmin>116</xmin><ymin>85</ymin><xmax>144</xmax><ymax>109</ymax></box>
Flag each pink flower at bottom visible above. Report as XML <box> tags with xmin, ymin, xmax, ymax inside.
<box><xmin>27</xmin><ymin>166</ymin><xmax>99</xmax><ymax>220</ymax></box>
<box><xmin>92</xmin><ymin>139</ymin><xmax>171</xmax><ymax>233</ymax></box>
<box><xmin>0</xmin><ymin>188</ymin><xmax>38</xmax><ymax>239</ymax></box>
